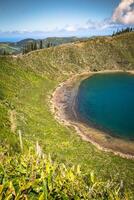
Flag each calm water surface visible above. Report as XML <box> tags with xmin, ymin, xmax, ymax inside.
<box><xmin>77</xmin><ymin>73</ymin><xmax>134</xmax><ymax>140</ymax></box>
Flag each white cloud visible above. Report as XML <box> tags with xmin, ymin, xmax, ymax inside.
<box><xmin>61</xmin><ymin>0</ymin><xmax>134</xmax><ymax>34</ymax></box>
<box><xmin>64</xmin><ymin>25</ymin><xmax>78</xmax><ymax>32</ymax></box>
<box><xmin>63</xmin><ymin>19</ymin><xmax>112</xmax><ymax>33</ymax></box>
<box><xmin>1</xmin><ymin>1</ymin><xmax>134</xmax><ymax>40</ymax></box>
<box><xmin>86</xmin><ymin>19</ymin><xmax>112</xmax><ymax>30</ymax></box>
<box><xmin>112</xmin><ymin>0</ymin><xmax>134</xmax><ymax>24</ymax></box>
<box><xmin>0</xmin><ymin>20</ymin><xmax>124</xmax><ymax>40</ymax></box>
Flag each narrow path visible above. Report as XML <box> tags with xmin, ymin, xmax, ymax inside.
<box><xmin>9</xmin><ymin>110</ymin><xmax>17</xmax><ymax>133</ymax></box>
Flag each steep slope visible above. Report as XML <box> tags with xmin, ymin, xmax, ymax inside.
<box><xmin>0</xmin><ymin>32</ymin><xmax>134</xmax><ymax>198</ymax></box>
<box><xmin>22</xmin><ymin>32</ymin><xmax>134</xmax><ymax>76</ymax></box>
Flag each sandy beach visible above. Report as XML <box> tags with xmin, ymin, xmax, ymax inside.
<box><xmin>51</xmin><ymin>70</ymin><xmax>134</xmax><ymax>159</ymax></box>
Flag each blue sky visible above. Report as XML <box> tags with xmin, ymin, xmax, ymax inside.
<box><xmin>0</xmin><ymin>0</ymin><xmax>134</xmax><ymax>41</ymax></box>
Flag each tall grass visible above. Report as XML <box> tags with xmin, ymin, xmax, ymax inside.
<box><xmin>0</xmin><ymin>146</ymin><xmax>132</xmax><ymax>200</ymax></box>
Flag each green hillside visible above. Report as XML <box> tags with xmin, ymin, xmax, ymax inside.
<box><xmin>0</xmin><ymin>43</ymin><xmax>20</xmax><ymax>55</ymax></box>
<box><xmin>0</xmin><ymin>32</ymin><xmax>134</xmax><ymax>199</ymax></box>
<box><xmin>0</xmin><ymin>37</ymin><xmax>84</xmax><ymax>55</ymax></box>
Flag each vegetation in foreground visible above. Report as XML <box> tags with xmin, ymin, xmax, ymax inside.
<box><xmin>0</xmin><ymin>32</ymin><xmax>134</xmax><ymax>199</ymax></box>
<box><xmin>0</xmin><ymin>146</ymin><xmax>132</xmax><ymax>200</ymax></box>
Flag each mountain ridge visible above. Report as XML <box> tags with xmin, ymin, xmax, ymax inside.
<box><xmin>0</xmin><ymin>36</ymin><xmax>87</xmax><ymax>55</ymax></box>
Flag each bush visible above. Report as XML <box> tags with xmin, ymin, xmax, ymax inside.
<box><xmin>0</xmin><ymin>147</ymin><xmax>131</xmax><ymax>200</ymax></box>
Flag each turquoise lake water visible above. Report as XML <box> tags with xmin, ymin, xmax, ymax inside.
<box><xmin>77</xmin><ymin>73</ymin><xmax>134</xmax><ymax>140</ymax></box>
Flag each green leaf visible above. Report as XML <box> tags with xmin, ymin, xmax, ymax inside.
<box><xmin>39</xmin><ymin>192</ymin><xmax>45</xmax><ymax>200</ymax></box>
<box><xmin>0</xmin><ymin>185</ymin><xmax>3</xmax><ymax>195</ymax></box>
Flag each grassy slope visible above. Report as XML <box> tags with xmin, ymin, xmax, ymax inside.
<box><xmin>0</xmin><ymin>43</ymin><xmax>20</xmax><ymax>54</ymax></box>
<box><xmin>0</xmin><ymin>32</ymin><xmax>134</xmax><ymax>195</ymax></box>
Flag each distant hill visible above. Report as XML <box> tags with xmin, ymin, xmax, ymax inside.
<box><xmin>0</xmin><ymin>42</ymin><xmax>20</xmax><ymax>55</ymax></box>
<box><xmin>12</xmin><ymin>38</ymin><xmax>36</xmax><ymax>46</ymax></box>
<box><xmin>0</xmin><ymin>37</ymin><xmax>87</xmax><ymax>55</ymax></box>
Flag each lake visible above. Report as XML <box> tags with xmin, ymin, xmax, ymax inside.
<box><xmin>77</xmin><ymin>73</ymin><xmax>134</xmax><ymax>140</ymax></box>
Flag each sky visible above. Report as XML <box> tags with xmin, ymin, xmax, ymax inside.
<box><xmin>0</xmin><ymin>0</ymin><xmax>134</xmax><ymax>41</ymax></box>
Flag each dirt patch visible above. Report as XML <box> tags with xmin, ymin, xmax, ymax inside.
<box><xmin>9</xmin><ymin>110</ymin><xmax>17</xmax><ymax>133</ymax></box>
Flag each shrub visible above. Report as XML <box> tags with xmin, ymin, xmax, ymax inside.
<box><xmin>0</xmin><ymin>147</ymin><xmax>131</xmax><ymax>200</ymax></box>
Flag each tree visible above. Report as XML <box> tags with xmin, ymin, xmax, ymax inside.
<box><xmin>3</xmin><ymin>50</ymin><xmax>9</xmax><ymax>55</ymax></box>
<box><xmin>112</xmin><ymin>27</ymin><xmax>133</xmax><ymax>37</ymax></box>
<box><xmin>112</xmin><ymin>31</ymin><xmax>115</xmax><ymax>36</ymax></box>
<box><xmin>46</xmin><ymin>42</ymin><xmax>53</xmax><ymax>48</ymax></box>
<box><xmin>40</xmin><ymin>40</ymin><xmax>43</xmax><ymax>49</ymax></box>
<box><xmin>3</xmin><ymin>50</ymin><xmax>6</xmax><ymax>55</ymax></box>
<box><xmin>30</xmin><ymin>42</ymin><xmax>34</xmax><ymax>51</ymax></box>
<box><xmin>33</xmin><ymin>42</ymin><xmax>37</xmax><ymax>50</ymax></box>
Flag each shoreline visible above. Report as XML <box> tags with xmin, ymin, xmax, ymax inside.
<box><xmin>51</xmin><ymin>70</ymin><xmax>134</xmax><ymax>160</ymax></box>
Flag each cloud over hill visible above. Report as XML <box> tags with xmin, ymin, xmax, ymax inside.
<box><xmin>112</xmin><ymin>0</ymin><xmax>134</xmax><ymax>24</ymax></box>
